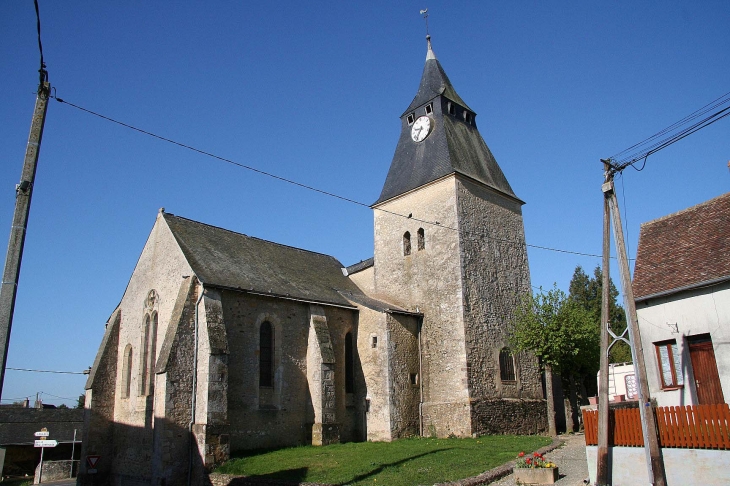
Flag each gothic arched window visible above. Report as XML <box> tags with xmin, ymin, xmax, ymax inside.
<box><xmin>500</xmin><ymin>347</ymin><xmax>516</xmax><ymax>382</ymax></box>
<box><xmin>417</xmin><ymin>228</ymin><xmax>425</xmax><ymax>251</ymax></box>
<box><xmin>139</xmin><ymin>314</ymin><xmax>151</xmax><ymax>396</ymax></box>
<box><xmin>122</xmin><ymin>344</ymin><xmax>133</xmax><ymax>399</ymax></box>
<box><xmin>259</xmin><ymin>322</ymin><xmax>274</xmax><ymax>387</ymax></box>
<box><xmin>146</xmin><ymin>312</ymin><xmax>158</xmax><ymax>395</ymax></box>
<box><xmin>345</xmin><ymin>332</ymin><xmax>355</xmax><ymax>394</ymax></box>
<box><xmin>403</xmin><ymin>232</ymin><xmax>412</xmax><ymax>256</ymax></box>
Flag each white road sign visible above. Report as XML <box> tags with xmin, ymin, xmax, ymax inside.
<box><xmin>34</xmin><ymin>439</ymin><xmax>58</xmax><ymax>448</ymax></box>
<box><xmin>34</xmin><ymin>431</ymin><xmax>50</xmax><ymax>437</ymax></box>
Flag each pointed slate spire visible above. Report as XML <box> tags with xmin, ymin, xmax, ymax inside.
<box><xmin>403</xmin><ymin>35</ymin><xmax>471</xmax><ymax>116</ymax></box>
<box><xmin>374</xmin><ymin>37</ymin><xmax>520</xmax><ymax>206</ymax></box>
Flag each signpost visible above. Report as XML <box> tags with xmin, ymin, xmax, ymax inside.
<box><xmin>33</xmin><ymin>428</ymin><xmax>57</xmax><ymax>483</ymax></box>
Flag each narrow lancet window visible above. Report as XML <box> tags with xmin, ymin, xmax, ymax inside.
<box><xmin>403</xmin><ymin>231</ymin><xmax>411</xmax><ymax>256</ymax></box>
<box><xmin>345</xmin><ymin>332</ymin><xmax>355</xmax><ymax>394</ymax></box>
<box><xmin>122</xmin><ymin>344</ymin><xmax>133</xmax><ymax>399</ymax></box>
<box><xmin>139</xmin><ymin>314</ymin><xmax>150</xmax><ymax>396</ymax></box>
<box><xmin>259</xmin><ymin>322</ymin><xmax>274</xmax><ymax>387</ymax></box>
<box><xmin>417</xmin><ymin>228</ymin><xmax>425</xmax><ymax>251</ymax></box>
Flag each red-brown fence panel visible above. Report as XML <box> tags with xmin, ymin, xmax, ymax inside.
<box><xmin>581</xmin><ymin>403</ymin><xmax>730</xmax><ymax>449</ymax></box>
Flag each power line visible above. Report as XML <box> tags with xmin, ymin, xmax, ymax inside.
<box><xmin>40</xmin><ymin>391</ymin><xmax>79</xmax><ymax>401</ymax></box>
<box><xmin>51</xmin><ymin>94</ymin><xmax>615</xmax><ymax>261</ymax></box>
<box><xmin>7</xmin><ymin>367</ymin><xmax>87</xmax><ymax>375</ymax></box>
<box><xmin>607</xmin><ymin>91</ymin><xmax>730</xmax><ymax>172</ymax></box>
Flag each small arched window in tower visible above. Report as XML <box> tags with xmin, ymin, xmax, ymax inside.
<box><xmin>407</xmin><ymin>113</ymin><xmax>415</xmax><ymax>125</ymax></box>
<box><xmin>345</xmin><ymin>332</ymin><xmax>355</xmax><ymax>394</ymax></box>
<box><xmin>425</xmin><ymin>103</ymin><xmax>433</xmax><ymax>115</ymax></box>
<box><xmin>417</xmin><ymin>228</ymin><xmax>425</xmax><ymax>251</ymax></box>
<box><xmin>122</xmin><ymin>344</ymin><xmax>133</xmax><ymax>399</ymax></box>
<box><xmin>403</xmin><ymin>231</ymin><xmax>412</xmax><ymax>256</ymax></box>
<box><xmin>448</xmin><ymin>102</ymin><xmax>455</xmax><ymax>115</ymax></box>
<box><xmin>259</xmin><ymin>322</ymin><xmax>274</xmax><ymax>387</ymax></box>
<box><xmin>500</xmin><ymin>348</ymin><xmax>516</xmax><ymax>382</ymax></box>
<box><xmin>463</xmin><ymin>111</ymin><xmax>471</xmax><ymax>124</ymax></box>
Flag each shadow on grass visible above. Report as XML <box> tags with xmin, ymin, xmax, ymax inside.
<box><xmin>223</xmin><ymin>448</ymin><xmax>450</xmax><ymax>485</ymax></box>
<box><xmin>332</xmin><ymin>448</ymin><xmax>449</xmax><ymax>485</ymax></box>
<box><xmin>223</xmin><ymin>467</ymin><xmax>309</xmax><ymax>485</ymax></box>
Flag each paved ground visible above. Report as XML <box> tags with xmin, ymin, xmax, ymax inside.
<box><xmin>488</xmin><ymin>433</ymin><xmax>589</xmax><ymax>486</ymax></box>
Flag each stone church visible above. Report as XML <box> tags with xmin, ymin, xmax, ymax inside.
<box><xmin>78</xmin><ymin>38</ymin><xmax>546</xmax><ymax>486</ymax></box>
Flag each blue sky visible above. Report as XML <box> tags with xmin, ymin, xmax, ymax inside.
<box><xmin>1</xmin><ymin>2</ymin><xmax>728</xmax><ymax>406</ymax></box>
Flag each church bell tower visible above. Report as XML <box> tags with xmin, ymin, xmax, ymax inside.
<box><xmin>372</xmin><ymin>37</ymin><xmax>545</xmax><ymax>437</ymax></box>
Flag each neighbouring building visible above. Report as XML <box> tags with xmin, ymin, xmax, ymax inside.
<box><xmin>0</xmin><ymin>407</ymin><xmax>83</xmax><ymax>478</ymax></box>
<box><xmin>78</xmin><ymin>37</ymin><xmax>546</xmax><ymax>486</ymax></box>
<box><xmin>633</xmin><ymin>192</ymin><xmax>729</xmax><ymax>408</ymax></box>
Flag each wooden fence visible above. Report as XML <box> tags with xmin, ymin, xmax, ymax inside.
<box><xmin>584</xmin><ymin>403</ymin><xmax>730</xmax><ymax>449</ymax></box>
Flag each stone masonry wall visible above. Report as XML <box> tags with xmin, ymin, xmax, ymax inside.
<box><xmin>221</xmin><ymin>292</ymin><xmax>361</xmax><ymax>452</ymax></box>
<box><xmin>153</xmin><ymin>277</ymin><xmax>197</xmax><ymax>485</ymax></box>
<box><xmin>470</xmin><ymin>398</ymin><xmax>547</xmax><ymax>436</ymax></box>
<box><xmin>374</xmin><ymin>176</ymin><xmax>471</xmax><ymax>437</ymax></box>
<box><xmin>111</xmin><ymin>213</ymin><xmax>195</xmax><ymax>485</ymax></box>
<box><xmin>348</xmin><ymin>266</ymin><xmax>374</xmax><ymax>295</ymax></box>
<box><xmin>354</xmin><ymin>306</ymin><xmax>391</xmax><ymax>441</ymax></box>
<box><xmin>77</xmin><ymin>309</ymin><xmax>120</xmax><ymax>486</ymax></box>
<box><xmin>455</xmin><ymin>176</ymin><xmax>543</xmax><ymax>404</ymax></box>
<box><xmin>386</xmin><ymin>313</ymin><xmax>420</xmax><ymax>438</ymax></box>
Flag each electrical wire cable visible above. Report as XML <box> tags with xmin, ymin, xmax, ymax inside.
<box><xmin>40</xmin><ymin>391</ymin><xmax>79</xmax><ymax>401</ymax></box>
<box><xmin>6</xmin><ymin>367</ymin><xmax>87</xmax><ymax>375</ymax></box>
<box><xmin>607</xmin><ymin>91</ymin><xmax>730</xmax><ymax>172</ymax></box>
<box><xmin>51</xmin><ymin>94</ymin><xmax>613</xmax><ymax>261</ymax></box>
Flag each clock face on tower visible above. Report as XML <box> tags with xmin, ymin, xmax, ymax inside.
<box><xmin>411</xmin><ymin>116</ymin><xmax>433</xmax><ymax>142</ymax></box>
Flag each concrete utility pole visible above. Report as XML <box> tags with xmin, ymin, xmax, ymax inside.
<box><xmin>599</xmin><ymin>167</ymin><xmax>667</xmax><ymax>486</ymax></box>
<box><xmin>0</xmin><ymin>80</ymin><xmax>50</xmax><ymax>399</ymax></box>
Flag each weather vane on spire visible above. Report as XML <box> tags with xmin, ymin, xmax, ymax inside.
<box><xmin>420</xmin><ymin>8</ymin><xmax>430</xmax><ymax>37</ymax></box>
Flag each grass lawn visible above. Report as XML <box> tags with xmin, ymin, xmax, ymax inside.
<box><xmin>215</xmin><ymin>435</ymin><xmax>551</xmax><ymax>485</ymax></box>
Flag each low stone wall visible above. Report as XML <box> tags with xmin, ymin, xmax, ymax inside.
<box><xmin>585</xmin><ymin>445</ymin><xmax>730</xmax><ymax>485</ymax></box>
<box><xmin>470</xmin><ymin>398</ymin><xmax>547</xmax><ymax>436</ymax></box>
<box><xmin>33</xmin><ymin>459</ymin><xmax>76</xmax><ymax>484</ymax></box>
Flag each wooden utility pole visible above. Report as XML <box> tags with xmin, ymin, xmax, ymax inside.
<box><xmin>600</xmin><ymin>168</ymin><xmax>667</xmax><ymax>486</ymax></box>
<box><xmin>0</xmin><ymin>80</ymin><xmax>50</xmax><ymax>398</ymax></box>
<box><xmin>595</xmin><ymin>162</ymin><xmax>612</xmax><ymax>485</ymax></box>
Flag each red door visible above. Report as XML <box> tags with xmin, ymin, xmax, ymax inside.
<box><xmin>688</xmin><ymin>335</ymin><xmax>725</xmax><ymax>405</ymax></box>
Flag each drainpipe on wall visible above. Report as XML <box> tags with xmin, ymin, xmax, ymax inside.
<box><xmin>417</xmin><ymin>315</ymin><xmax>424</xmax><ymax>437</ymax></box>
<box><xmin>188</xmin><ymin>283</ymin><xmax>204</xmax><ymax>486</ymax></box>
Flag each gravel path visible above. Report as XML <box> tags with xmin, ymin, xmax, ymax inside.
<box><xmin>488</xmin><ymin>433</ymin><xmax>589</xmax><ymax>486</ymax></box>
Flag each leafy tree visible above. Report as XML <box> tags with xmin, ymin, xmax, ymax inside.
<box><xmin>77</xmin><ymin>394</ymin><xmax>85</xmax><ymax>409</ymax></box>
<box><xmin>58</xmin><ymin>403</ymin><xmax>69</xmax><ymax>409</ymax></box>
<box><xmin>509</xmin><ymin>285</ymin><xmax>595</xmax><ymax>436</ymax></box>
<box><xmin>568</xmin><ymin>266</ymin><xmax>631</xmax><ymax>364</ymax></box>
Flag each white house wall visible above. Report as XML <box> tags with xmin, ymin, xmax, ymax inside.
<box><xmin>636</xmin><ymin>281</ymin><xmax>730</xmax><ymax>408</ymax></box>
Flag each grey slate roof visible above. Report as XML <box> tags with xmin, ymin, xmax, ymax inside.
<box><xmin>403</xmin><ymin>42</ymin><xmax>472</xmax><ymax>115</ymax></box>
<box><xmin>345</xmin><ymin>257</ymin><xmax>374</xmax><ymax>275</ymax></box>
<box><xmin>374</xmin><ymin>42</ymin><xmax>519</xmax><ymax>206</ymax></box>
<box><xmin>337</xmin><ymin>290</ymin><xmax>420</xmax><ymax>316</ymax></box>
<box><xmin>164</xmin><ymin>213</ymin><xmax>363</xmax><ymax>308</ymax></box>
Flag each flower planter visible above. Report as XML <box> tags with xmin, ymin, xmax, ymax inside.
<box><xmin>513</xmin><ymin>467</ymin><xmax>559</xmax><ymax>484</ymax></box>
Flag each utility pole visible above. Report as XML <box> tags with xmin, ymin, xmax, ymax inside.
<box><xmin>0</xmin><ymin>79</ymin><xmax>50</xmax><ymax>399</ymax></box>
<box><xmin>599</xmin><ymin>164</ymin><xmax>667</xmax><ymax>486</ymax></box>
<box><xmin>595</xmin><ymin>161</ymin><xmax>612</xmax><ymax>485</ymax></box>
